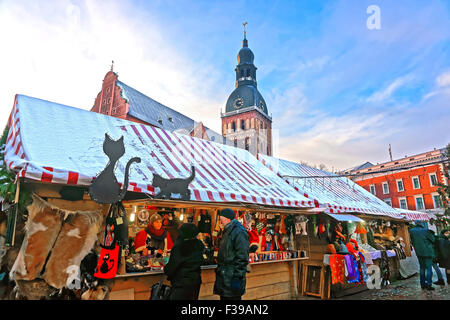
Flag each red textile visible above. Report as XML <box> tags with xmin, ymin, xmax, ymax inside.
<box><xmin>248</xmin><ymin>228</ymin><xmax>259</xmax><ymax>246</ymax></box>
<box><xmin>133</xmin><ymin>228</ymin><xmax>173</xmax><ymax>251</ymax></box>
<box><xmin>329</xmin><ymin>254</ymin><xmax>346</xmax><ymax>285</ymax></box>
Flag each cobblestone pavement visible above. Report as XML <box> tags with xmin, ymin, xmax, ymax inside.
<box><xmin>335</xmin><ymin>274</ymin><xmax>450</xmax><ymax>300</ymax></box>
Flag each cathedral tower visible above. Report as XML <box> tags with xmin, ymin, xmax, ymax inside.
<box><xmin>221</xmin><ymin>26</ymin><xmax>272</xmax><ymax>156</ymax></box>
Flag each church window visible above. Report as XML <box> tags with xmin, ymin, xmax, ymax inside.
<box><xmin>241</xmin><ymin>120</ymin><xmax>245</xmax><ymax>130</ymax></box>
<box><xmin>231</xmin><ymin>121</ymin><xmax>236</xmax><ymax>132</ymax></box>
<box><xmin>240</xmin><ymin>69</ymin><xmax>244</xmax><ymax>78</ymax></box>
<box><xmin>245</xmin><ymin>137</ymin><xmax>250</xmax><ymax>151</ymax></box>
<box><xmin>246</xmin><ymin>69</ymin><xmax>250</xmax><ymax>77</ymax></box>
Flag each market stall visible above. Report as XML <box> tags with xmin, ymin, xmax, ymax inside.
<box><xmin>1</xmin><ymin>94</ymin><xmax>316</xmax><ymax>300</ymax></box>
<box><xmin>256</xmin><ymin>153</ymin><xmax>428</xmax><ymax>299</ymax></box>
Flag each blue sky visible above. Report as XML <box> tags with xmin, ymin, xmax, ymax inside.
<box><xmin>0</xmin><ymin>0</ymin><xmax>449</xmax><ymax>170</ymax></box>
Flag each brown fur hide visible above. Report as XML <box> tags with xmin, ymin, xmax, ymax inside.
<box><xmin>81</xmin><ymin>285</ymin><xmax>110</xmax><ymax>300</ymax></box>
<box><xmin>43</xmin><ymin>211</ymin><xmax>101</xmax><ymax>289</ymax></box>
<box><xmin>10</xmin><ymin>198</ymin><xmax>63</xmax><ymax>281</ymax></box>
<box><xmin>10</xmin><ymin>194</ymin><xmax>103</xmax><ymax>294</ymax></box>
<box><xmin>15</xmin><ymin>279</ymin><xmax>58</xmax><ymax>300</ymax></box>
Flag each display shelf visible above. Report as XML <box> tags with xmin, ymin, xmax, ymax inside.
<box><xmin>250</xmin><ymin>257</ymin><xmax>309</xmax><ymax>265</ymax></box>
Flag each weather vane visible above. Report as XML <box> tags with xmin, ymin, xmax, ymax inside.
<box><xmin>243</xmin><ymin>22</ymin><xmax>248</xmax><ymax>38</ymax></box>
<box><xmin>110</xmin><ymin>60</ymin><xmax>114</xmax><ymax>72</ymax></box>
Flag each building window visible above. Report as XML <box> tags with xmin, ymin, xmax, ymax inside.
<box><xmin>399</xmin><ymin>197</ymin><xmax>408</xmax><ymax>209</ymax></box>
<box><xmin>246</xmin><ymin>69</ymin><xmax>250</xmax><ymax>77</ymax></box>
<box><xmin>369</xmin><ymin>184</ymin><xmax>376</xmax><ymax>195</ymax></box>
<box><xmin>231</xmin><ymin>121</ymin><xmax>236</xmax><ymax>132</ymax></box>
<box><xmin>240</xmin><ymin>69</ymin><xmax>244</xmax><ymax>77</ymax></box>
<box><xmin>382</xmin><ymin>182</ymin><xmax>389</xmax><ymax>194</ymax></box>
<box><xmin>396</xmin><ymin>179</ymin><xmax>404</xmax><ymax>192</ymax></box>
<box><xmin>241</xmin><ymin>119</ymin><xmax>245</xmax><ymax>130</ymax></box>
<box><xmin>432</xmin><ymin>194</ymin><xmax>443</xmax><ymax>208</ymax></box>
<box><xmin>245</xmin><ymin>137</ymin><xmax>250</xmax><ymax>151</ymax></box>
<box><xmin>384</xmin><ymin>198</ymin><xmax>392</xmax><ymax>206</ymax></box>
<box><xmin>412</xmin><ymin>176</ymin><xmax>420</xmax><ymax>189</ymax></box>
<box><xmin>415</xmin><ymin>196</ymin><xmax>424</xmax><ymax>210</ymax></box>
<box><xmin>429</xmin><ymin>173</ymin><xmax>438</xmax><ymax>187</ymax></box>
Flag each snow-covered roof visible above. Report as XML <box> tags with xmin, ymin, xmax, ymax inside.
<box><xmin>257</xmin><ymin>153</ymin><xmax>431</xmax><ymax>221</ymax></box>
<box><xmin>4</xmin><ymin>94</ymin><xmax>313</xmax><ymax>208</ymax></box>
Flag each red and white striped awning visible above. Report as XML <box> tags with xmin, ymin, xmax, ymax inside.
<box><xmin>4</xmin><ymin>94</ymin><xmax>313</xmax><ymax>208</ymax></box>
<box><xmin>398</xmin><ymin>209</ymin><xmax>433</xmax><ymax>221</ymax></box>
<box><xmin>257</xmin><ymin>153</ymin><xmax>408</xmax><ymax>220</ymax></box>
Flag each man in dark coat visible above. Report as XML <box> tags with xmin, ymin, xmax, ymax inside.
<box><xmin>435</xmin><ymin>229</ymin><xmax>450</xmax><ymax>285</ymax></box>
<box><xmin>164</xmin><ymin>223</ymin><xmax>204</xmax><ymax>300</ymax></box>
<box><xmin>213</xmin><ymin>208</ymin><xmax>249</xmax><ymax>300</ymax></box>
<box><xmin>409</xmin><ymin>221</ymin><xmax>435</xmax><ymax>290</ymax></box>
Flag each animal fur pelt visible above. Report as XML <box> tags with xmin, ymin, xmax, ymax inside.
<box><xmin>10</xmin><ymin>194</ymin><xmax>103</xmax><ymax>290</ymax></box>
<box><xmin>43</xmin><ymin>211</ymin><xmax>102</xmax><ymax>289</ymax></box>
<box><xmin>15</xmin><ymin>279</ymin><xmax>58</xmax><ymax>300</ymax></box>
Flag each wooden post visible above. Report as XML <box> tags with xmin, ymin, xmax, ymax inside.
<box><xmin>399</xmin><ymin>223</ymin><xmax>411</xmax><ymax>257</ymax></box>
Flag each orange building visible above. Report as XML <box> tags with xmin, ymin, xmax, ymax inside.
<box><xmin>345</xmin><ymin>148</ymin><xmax>448</xmax><ymax>216</ymax></box>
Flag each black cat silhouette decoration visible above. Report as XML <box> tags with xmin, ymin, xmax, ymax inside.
<box><xmin>89</xmin><ymin>133</ymin><xmax>141</xmax><ymax>204</ymax></box>
<box><xmin>99</xmin><ymin>254</ymin><xmax>114</xmax><ymax>274</ymax></box>
<box><xmin>152</xmin><ymin>166</ymin><xmax>195</xmax><ymax>201</ymax></box>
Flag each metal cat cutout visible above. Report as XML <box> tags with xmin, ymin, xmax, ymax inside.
<box><xmin>152</xmin><ymin>166</ymin><xmax>195</xmax><ymax>201</ymax></box>
<box><xmin>89</xmin><ymin>133</ymin><xmax>141</xmax><ymax>204</ymax></box>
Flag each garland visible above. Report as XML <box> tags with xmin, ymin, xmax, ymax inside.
<box><xmin>0</xmin><ymin>126</ymin><xmax>32</xmax><ymax>212</ymax></box>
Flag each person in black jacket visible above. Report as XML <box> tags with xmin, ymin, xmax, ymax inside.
<box><xmin>163</xmin><ymin>223</ymin><xmax>204</xmax><ymax>300</ymax></box>
<box><xmin>435</xmin><ymin>229</ymin><xmax>450</xmax><ymax>285</ymax></box>
<box><xmin>213</xmin><ymin>208</ymin><xmax>249</xmax><ymax>300</ymax></box>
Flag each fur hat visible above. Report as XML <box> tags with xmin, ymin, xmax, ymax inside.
<box><xmin>218</xmin><ymin>208</ymin><xmax>235</xmax><ymax>220</ymax></box>
<box><xmin>149</xmin><ymin>213</ymin><xmax>163</xmax><ymax>226</ymax></box>
<box><xmin>178</xmin><ymin>223</ymin><xmax>199</xmax><ymax>240</ymax></box>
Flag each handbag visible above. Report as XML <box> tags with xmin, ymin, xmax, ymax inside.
<box><xmin>150</xmin><ymin>274</ymin><xmax>171</xmax><ymax>300</ymax></box>
<box><xmin>94</xmin><ymin>203</ymin><xmax>128</xmax><ymax>279</ymax></box>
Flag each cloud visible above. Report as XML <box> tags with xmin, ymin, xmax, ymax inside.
<box><xmin>366</xmin><ymin>75</ymin><xmax>412</xmax><ymax>103</ymax></box>
<box><xmin>436</xmin><ymin>71</ymin><xmax>450</xmax><ymax>87</ymax></box>
<box><xmin>0</xmin><ymin>0</ymin><xmax>226</xmax><ymax>132</ymax></box>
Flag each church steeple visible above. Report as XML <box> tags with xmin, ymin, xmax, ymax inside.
<box><xmin>236</xmin><ymin>24</ymin><xmax>257</xmax><ymax>88</ymax></box>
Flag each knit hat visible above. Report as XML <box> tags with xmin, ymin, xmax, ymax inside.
<box><xmin>178</xmin><ymin>223</ymin><xmax>199</xmax><ymax>240</ymax></box>
<box><xmin>218</xmin><ymin>208</ymin><xmax>235</xmax><ymax>220</ymax></box>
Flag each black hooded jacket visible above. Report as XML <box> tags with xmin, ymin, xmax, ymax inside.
<box><xmin>164</xmin><ymin>237</ymin><xmax>204</xmax><ymax>288</ymax></box>
<box><xmin>213</xmin><ymin>219</ymin><xmax>249</xmax><ymax>297</ymax></box>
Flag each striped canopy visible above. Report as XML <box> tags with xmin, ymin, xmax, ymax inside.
<box><xmin>257</xmin><ymin>153</ymin><xmax>429</xmax><ymax>220</ymax></box>
<box><xmin>4</xmin><ymin>94</ymin><xmax>313</xmax><ymax>208</ymax></box>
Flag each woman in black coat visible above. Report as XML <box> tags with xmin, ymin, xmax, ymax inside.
<box><xmin>435</xmin><ymin>229</ymin><xmax>450</xmax><ymax>284</ymax></box>
<box><xmin>163</xmin><ymin>223</ymin><xmax>205</xmax><ymax>300</ymax></box>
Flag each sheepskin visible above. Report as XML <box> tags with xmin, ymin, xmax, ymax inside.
<box><xmin>10</xmin><ymin>197</ymin><xmax>63</xmax><ymax>280</ymax></box>
<box><xmin>43</xmin><ymin>210</ymin><xmax>102</xmax><ymax>289</ymax></box>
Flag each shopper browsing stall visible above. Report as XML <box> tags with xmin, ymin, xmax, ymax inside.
<box><xmin>164</xmin><ymin>223</ymin><xmax>204</xmax><ymax>300</ymax></box>
<box><xmin>213</xmin><ymin>208</ymin><xmax>249</xmax><ymax>300</ymax></box>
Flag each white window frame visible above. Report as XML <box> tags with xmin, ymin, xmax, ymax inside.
<box><xmin>432</xmin><ymin>193</ymin><xmax>443</xmax><ymax>209</ymax></box>
<box><xmin>369</xmin><ymin>184</ymin><xmax>376</xmax><ymax>195</ymax></box>
<box><xmin>412</xmin><ymin>176</ymin><xmax>421</xmax><ymax>190</ymax></box>
<box><xmin>382</xmin><ymin>182</ymin><xmax>389</xmax><ymax>194</ymax></box>
<box><xmin>429</xmin><ymin>173</ymin><xmax>438</xmax><ymax>187</ymax></box>
<box><xmin>398</xmin><ymin>197</ymin><xmax>408</xmax><ymax>210</ymax></box>
<box><xmin>414</xmin><ymin>195</ymin><xmax>425</xmax><ymax>210</ymax></box>
<box><xmin>396</xmin><ymin>179</ymin><xmax>404</xmax><ymax>192</ymax></box>
<box><xmin>384</xmin><ymin>198</ymin><xmax>392</xmax><ymax>206</ymax></box>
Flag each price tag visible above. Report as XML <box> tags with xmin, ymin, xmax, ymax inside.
<box><xmin>213</xmin><ymin>251</ymin><xmax>218</xmax><ymax>257</ymax></box>
<box><xmin>212</xmin><ymin>231</ymin><xmax>218</xmax><ymax>237</ymax></box>
<box><xmin>116</xmin><ymin>217</ymin><xmax>123</xmax><ymax>225</ymax></box>
<box><xmin>198</xmin><ymin>215</ymin><xmax>201</xmax><ymax>222</ymax></box>
<box><xmin>203</xmin><ymin>254</ymin><xmax>207</xmax><ymax>259</ymax></box>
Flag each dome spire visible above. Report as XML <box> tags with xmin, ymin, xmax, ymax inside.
<box><xmin>242</xmin><ymin>21</ymin><xmax>248</xmax><ymax>47</ymax></box>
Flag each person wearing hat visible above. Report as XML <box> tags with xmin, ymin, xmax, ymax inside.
<box><xmin>134</xmin><ymin>213</ymin><xmax>173</xmax><ymax>256</ymax></box>
<box><xmin>164</xmin><ymin>223</ymin><xmax>204</xmax><ymax>300</ymax></box>
<box><xmin>213</xmin><ymin>208</ymin><xmax>249</xmax><ymax>300</ymax></box>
